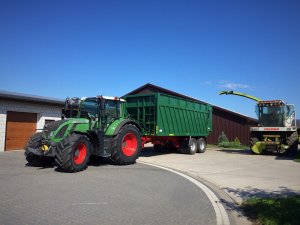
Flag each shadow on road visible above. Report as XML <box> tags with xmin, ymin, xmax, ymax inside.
<box><xmin>218</xmin><ymin>148</ymin><xmax>299</xmax><ymax>161</ymax></box>
<box><xmin>219</xmin><ymin>187</ymin><xmax>300</xmax><ymax>222</ymax></box>
<box><xmin>140</xmin><ymin>146</ymin><xmax>178</xmax><ymax>157</ymax></box>
<box><xmin>217</xmin><ymin>149</ymin><xmax>252</xmax><ymax>155</ymax></box>
<box><xmin>223</xmin><ymin>186</ymin><xmax>300</xmax><ymax>200</ymax></box>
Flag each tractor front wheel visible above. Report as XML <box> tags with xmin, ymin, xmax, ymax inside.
<box><xmin>55</xmin><ymin>133</ymin><xmax>91</xmax><ymax>172</ymax></box>
<box><xmin>110</xmin><ymin>124</ymin><xmax>141</xmax><ymax>165</ymax></box>
<box><xmin>25</xmin><ymin>132</ymin><xmax>54</xmax><ymax>167</ymax></box>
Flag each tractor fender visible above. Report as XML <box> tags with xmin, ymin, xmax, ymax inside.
<box><xmin>105</xmin><ymin>119</ymin><xmax>141</xmax><ymax>136</ymax></box>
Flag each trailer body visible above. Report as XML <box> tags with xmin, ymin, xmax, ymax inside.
<box><xmin>124</xmin><ymin>93</ymin><xmax>212</xmax><ymax>153</ymax></box>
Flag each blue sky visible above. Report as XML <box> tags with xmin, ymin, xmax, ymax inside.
<box><xmin>0</xmin><ymin>0</ymin><xmax>299</xmax><ymax>118</ymax></box>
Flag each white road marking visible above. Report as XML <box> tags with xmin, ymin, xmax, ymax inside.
<box><xmin>141</xmin><ymin>162</ymin><xmax>230</xmax><ymax>225</ymax></box>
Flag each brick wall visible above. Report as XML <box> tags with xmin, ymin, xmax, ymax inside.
<box><xmin>0</xmin><ymin>99</ymin><xmax>62</xmax><ymax>152</ymax></box>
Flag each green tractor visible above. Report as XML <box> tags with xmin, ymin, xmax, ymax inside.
<box><xmin>220</xmin><ymin>91</ymin><xmax>298</xmax><ymax>155</ymax></box>
<box><xmin>25</xmin><ymin>96</ymin><xmax>142</xmax><ymax>172</ymax></box>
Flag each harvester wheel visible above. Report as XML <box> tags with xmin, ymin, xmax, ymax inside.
<box><xmin>250</xmin><ymin>137</ymin><xmax>259</xmax><ymax>154</ymax></box>
<box><xmin>25</xmin><ymin>132</ymin><xmax>54</xmax><ymax>167</ymax></box>
<box><xmin>197</xmin><ymin>138</ymin><xmax>206</xmax><ymax>153</ymax></box>
<box><xmin>287</xmin><ymin>132</ymin><xmax>299</xmax><ymax>152</ymax></box>
<box><xmin>110</xmin><ymin>124</ymin><xmax>141</xmax><ymax>165</ymax></box>
<box><xmin>55</xmin><ymin>133</ymin><xmax>91</xmax><ymax>172</ymax></box>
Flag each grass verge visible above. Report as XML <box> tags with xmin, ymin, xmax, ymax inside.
<box><xmin>242</xmin><ymin>196</ymin><xmax>300</xmax><ymax>225</ymax></box>
<box><xmin>219</xmin><ymin>141</ymin><xmax>249</xmax><ymax>150</ymax></box>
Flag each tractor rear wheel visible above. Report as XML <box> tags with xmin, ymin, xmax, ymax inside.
<box><xmin>25</xmin><ymin>132</ymin><xmax>54</xmax><ymax>167</ymax></box>
<box><xmin>55</xmin><ymin>133</ymin><xmax>91</xmax><ymax>172</ymax></box>
<box><xmin>110</xmin><ymin>124</ymin><xmax>141</xmax><ymax>165</ymax></box>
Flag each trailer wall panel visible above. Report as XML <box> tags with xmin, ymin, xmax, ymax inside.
<box><xmin>125</xmin><ymin>93</ymin><xmax>212</xmax><ymax>137</ymax></box>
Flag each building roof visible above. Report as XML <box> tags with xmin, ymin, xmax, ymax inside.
<box><xmin>124</xmin><ymin>83</ymin><xmax>258</xmax><ymax>123</ymax></box>
<box><xmin>0</xmin><ymin>90</ymin><xmax>65</xmax><ymax>106</ymax></box>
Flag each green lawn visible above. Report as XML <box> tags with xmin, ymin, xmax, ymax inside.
<box><xmin>207</xmin><ymin>143</ymin><xmax>249</xmax><ymax>150</ymax></box>
<box><xmin>242</xmin><ymin>196</ymin><xmax>300</xmax><ymax>225</ymax></box>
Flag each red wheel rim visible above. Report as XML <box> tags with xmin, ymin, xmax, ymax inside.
<box><xmin>122</xmin><ymin>133</ymin><xmax>138</xmax><ymax>157</ymax></box>
<box><xmin>74</xmin><ymin>143</ymin><xmax>87</xmax><ymax>165</ymax></box>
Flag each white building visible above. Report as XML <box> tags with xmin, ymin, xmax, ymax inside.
<box><xmin>0</xmin><ymin>91</ymin><xmax>64</xmax><ymax>152</ymax></box>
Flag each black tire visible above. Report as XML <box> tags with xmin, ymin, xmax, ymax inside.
<box><xmin>287</xmin><ymin>132</ymin><xmax>298</xmax><ymax>148</ymax></box>
<box><xmin>197</xmin><ymin>138</ymin><xmax>206</xmax><ymax>153</ymax></box>
<box><xmin>287</xmin><ymin>132</ymin><xmax>299</xmax><ymax>155</ymax></box>
<box><xmin>110</xmin><ymin>124</ymin><xmax>141</xmax><ymax>165</ymax></box>
<box><xmin>250</xmin><ymin>137</ymin><xmax>259</xmax><ymax>147</ymax></box>
<box><xmin>25</xmin><ymin>132</ymin><xmax>54</xmax><ymax>167</ymax></box>
<box><xmin>55</xmin><ymin>133</ymin><xmax>92</xmax><ymax>173</ymax></box>
<box><xmin>180</xmin><ymin>138</ymin><xmax>197</xmax><ymax>154</ymax></box>
<box><xmin>188</xmin><ymin>138</ymin><xmax>197</xmax><ymax>155</ymax></box>
<box><xmin>250</xmin><ymin>137</ymin><xmax>259</xmax><ymax>154</ymax></box>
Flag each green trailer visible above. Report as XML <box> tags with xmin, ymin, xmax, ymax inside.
<box><xmin>124</xmin><ymin>93</ymin><xmax>212</xmax><ymax>154</ymax></box>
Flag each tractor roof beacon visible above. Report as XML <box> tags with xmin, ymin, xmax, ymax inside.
<box><xmin>25</xmin><ymin>96</ymin><xmax>142</xmax><ymax>172</ymax></box>
<box><xmin>219</xmin><ymin>90</ymin><xmax>298</xmax><ymax>155</ymax></box>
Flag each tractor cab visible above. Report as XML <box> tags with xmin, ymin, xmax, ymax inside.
<box><xmin>62</xmin><ymin>96</ymin><xmax>125</xmax><ymax>128</ymax></box>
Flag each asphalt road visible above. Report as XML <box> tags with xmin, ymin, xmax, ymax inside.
<box><xmin>139</xmin><ymin>145</ymin><xmax>300</xmax><ymax>205</ymax></box>
<box><xmin>0</xmin><ymin>151</ymin><xmax>217</xmax><ymax>225</ymax></box>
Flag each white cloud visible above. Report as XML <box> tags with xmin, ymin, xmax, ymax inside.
<box><xmin>218</xmin><ymin>80</ymin><xmax>250</xmax><ymax>90</ymax></box>
<box><xmin>203</xmin><ymin>81</ymin><xmax>212</xmax><ymax>85</ymax></box>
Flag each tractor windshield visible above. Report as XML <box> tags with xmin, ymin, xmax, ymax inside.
<box><xmin>256</xmin><ymin>105</ymin><xmax>285</xmax><ymax>127</ymax></box>
<box><xmin>78</xmin><ymin>98</ymin><xmax>99</xmax><ymax>119</ymax></box>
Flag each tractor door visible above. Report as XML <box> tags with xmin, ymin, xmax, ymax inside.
<box><xmin>101</xmin><ymin>99</ymin><xmax>121</xmax><ymax>128</ymax></box>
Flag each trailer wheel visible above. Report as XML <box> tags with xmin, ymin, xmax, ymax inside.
<box><xmin>197</xmin><ymin>138</ymin><xmax>206</xmax><ymax>153</ymax></box>
<box><xmin>25</xmin><ymin>132</ymin><xmax>54</xmax><ymax>167</ymax></box>
<box><xmin>111</xmin><ymin>124</ymin><xmax>141</xmax><ymax>165</ymax></box>
<box><xmin>55</xmin><ymin>133</ymin><xmax>91</xmax><ymax>172</ymax></box>
<box><xmin>180</xmin><ymin>138</ymin><xmax>197</xmax><ymax>154</ymax></box>
<box><xmin>188</xmin><ymin>138</ymin><xmax>197</xmax><ymax>155</ymax></box>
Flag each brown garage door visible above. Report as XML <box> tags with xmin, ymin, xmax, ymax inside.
<box><xmin>5</xmin><ymin>111</ymin><xmax>37</xmax><ymax>151</ymax></box>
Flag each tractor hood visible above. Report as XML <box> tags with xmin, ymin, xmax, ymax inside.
<box><xmin>45</xmin><ymin>118</ymin><xmax>90</xmax><ymax>142</ymax></box>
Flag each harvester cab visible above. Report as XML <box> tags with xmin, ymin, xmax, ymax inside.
<box><xmin>25</xmin><ymin>95</ymin><xmax>142</xmax><ymax>173</ymax></box>
<box><xmin>256</xmin><ymin>100</ymin><xmax>296</xmax><ymax>128</ymax></box>
<box><xmin>219</xmin><ymin>90</ymin><xmax>298</xmax><ymax>155</ymax></box>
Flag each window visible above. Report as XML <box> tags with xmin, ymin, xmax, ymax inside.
<box><xmin>45</xmin><ymin>119</ymin><xmax>55</xmax><ymax>125</ymax></box>
<box><xmin>79</xmin><ymin>98</ymin><xmax>99</xmax><ymax>118</ymax></box>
